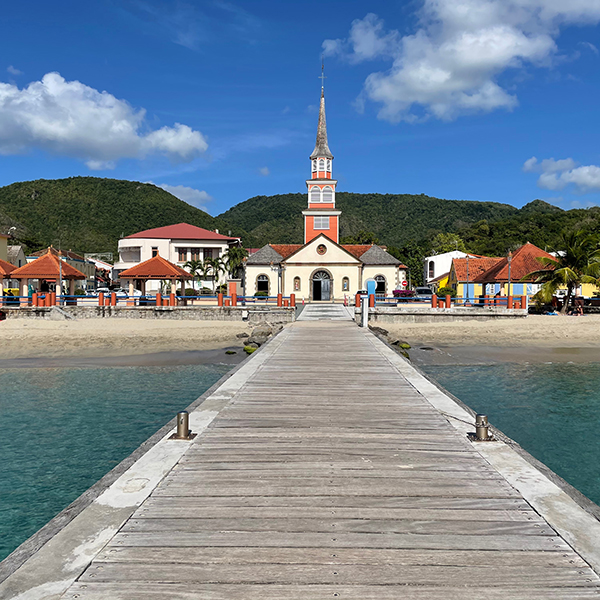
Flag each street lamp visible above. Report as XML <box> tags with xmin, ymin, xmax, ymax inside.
<box><xmin>507</xmin><ymin>250</ymin><xmax>512</xmax><ymax>299</ymax></box>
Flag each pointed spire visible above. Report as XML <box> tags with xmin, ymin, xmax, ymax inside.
<box><xmin>310</xmin><ymin>75</ymin><xmax>333</xmax><ymax>160</ymax></box>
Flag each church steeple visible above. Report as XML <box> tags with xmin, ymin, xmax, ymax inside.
<box><xmin>303</xmin><ymin>67</ymin><xmax>341</xmax><ymax>244</ymax></box>
<box><xmin>310</xmin><ymin>88</ymin><xmax>333</xmax><ymax>160</ymax></box>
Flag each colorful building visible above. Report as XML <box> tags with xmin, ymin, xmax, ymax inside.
<box><xmin>447</xmin><ymin>256</ymin><xmax>502</xmax><ymax>299</ymax></box>
<box><xmin>245</xmin><ymin>82</ymin><xmax>407</xmax><ymax>301</ymax></box>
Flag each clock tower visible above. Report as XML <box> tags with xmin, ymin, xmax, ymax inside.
<box><xmin>303</xmin><ymin>77</ymin><xmax>341</xmax><ymax>244</ymax></box>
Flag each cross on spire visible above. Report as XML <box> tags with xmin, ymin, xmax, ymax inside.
<box><xmin>319</xmin><ymin>57</ymin><xmax>326</xmax><ymax>89</ymax></box>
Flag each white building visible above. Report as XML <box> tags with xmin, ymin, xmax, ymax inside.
<box><xmin>245</xmin><ymin>85</ymin><xmax>407</xmax><ymax>301</ymax></box>
<box><xmin>423</xmin><ymin>250</ymin><xmax>479</xmax><ymax>286</ymax></box>
<box><xmin>114</xmin><ymin>223</ymin><xmax>240</xmax><ymax>292</ymax></box>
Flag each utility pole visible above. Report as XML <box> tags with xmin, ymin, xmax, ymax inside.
<box><xmin>465</xmin><ymin>254</ymin><xmax>470</xmax><ymax>305</ymax></box>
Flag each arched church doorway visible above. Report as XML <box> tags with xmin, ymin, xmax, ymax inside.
<box><xmin>312</xmin><ymin>270</ymin><xmax>331</xmax><ymax>301</ymax></box>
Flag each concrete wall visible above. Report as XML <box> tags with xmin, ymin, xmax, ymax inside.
<box><xmin>2</xmin><ymin>306</ymin><xmax>295</xmax><ymax>324</ymax></box>
<box><xmin>357</xmin><ymin>306</ymin><xmax>528</xmax><ymax>325</ymax></box>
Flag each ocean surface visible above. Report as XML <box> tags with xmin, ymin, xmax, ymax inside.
<box><xmin>0</xmin><ymin>363</ymin><xmax>231</xmax><ymax>562</ymax></box>
<box><xmin>422</xmin><ymin>361</ymin><xmax>600</xmax><ymax>507</ymax></box>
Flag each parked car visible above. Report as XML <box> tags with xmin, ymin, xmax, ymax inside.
<box><xmin>414</xmin><ymin>286</ymin><xmax>433</xmax><ymax>300</ymax></box>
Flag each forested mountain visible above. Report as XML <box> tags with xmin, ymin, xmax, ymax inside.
<box><xmin>0</xmin><ymin>177</ymin><xmax>242</xmax><ymax>254</ymax></box>
<box><xmin>220</xmin><ymin>192</ymin><xmax>520</xmax><ymax>248</ymax></box>
<box><xmin>2</xmin><ymin>177</ymin><xmax>599</xmax><ymax>277</ymax></box>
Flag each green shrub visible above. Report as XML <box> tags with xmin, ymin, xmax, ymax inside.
<box><xmin>184</xmin><ymin>288</ymin><xmax>196</xmax><ymax>296</ymax></box>
<box><xmin>437</xmin><ymin>286</ymin><xmax>456</xmax><ymax>297</ymax></box>
<box><xmin>200</xmin><ymin>287</ymin><xmax>212</xmax><ymax>295</ymax></box>
<box><xmin>74</xmin><ymin>288</ymin><xmax>86</xmax><ymax>296</ymax></box>
<box><xmin>255</xmin><ymin>291</ymin><xmax>268</xmax><ymax>297</ymax></box>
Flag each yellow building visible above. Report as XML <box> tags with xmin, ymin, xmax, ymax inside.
<box><xmin>447</xmin><ymin>257</ymin><xmax>501</xmax><ymax>299</ymax></box>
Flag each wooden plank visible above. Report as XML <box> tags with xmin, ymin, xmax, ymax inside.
<box><xmin>140</xmin><ymin>495</ymin><xmax>531</xmax><ymax>510</ymax></box>
<box><xmin>63</xmin><ymin>583</ymin><xmax>600</xmax><ymax>599</ymax></box>
<box><xmin>79</xmin><ymin>562</ymin><xmax>599</xmax><ymax>586</ymax></box>
<box><xmin>107</xmin><ymin>531</ymin><xmax>570</xmax><ymax>551</ymax></box>
<box><xmin>95</xmin><ymin>546</ymin><xmax>588</xmax><ymax>568</ymax></box>
<box><xmin>137</xmin><ymin>506</ymin><xmax>541</xmax><ymax>522</ymax></box>
<box><xmin>122</xmin><ymin>517</ymin><xmax>554</xmax><ymax>536</ymax></box>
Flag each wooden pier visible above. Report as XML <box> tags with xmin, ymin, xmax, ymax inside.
<box><xmin>27</xmin><ymin>306</ymin><xmax>600</xmax><ymax>597</ymax></box>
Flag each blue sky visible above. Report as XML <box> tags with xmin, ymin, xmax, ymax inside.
<box><xmin>1</xmin><ymin>0</ymin><xmax>600</xmax><ymax>215</ymax></box>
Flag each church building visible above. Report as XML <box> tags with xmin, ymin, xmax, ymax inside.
<box><xmin>245</xmin><ymin>84</ymin><xmax>407</xmax><ymax>302</ymax></box>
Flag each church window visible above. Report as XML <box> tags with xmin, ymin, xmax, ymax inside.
<box><xmin>342</xmin><ymin>277</ymin><xmax>349</xmax><ymax>291</ymax></box>
<box><xmin>375</xmin><ymin>275</ymin><xmax>386</xmax><ymax>295</ymax></box>
<box><xmin>309</xmin><ymin>187</ymin><xmax>321</xmax><ymax>203</ymax></box>
<box><xmin>318</xmin><ymin>158</ymin><xmax>325</xmax><ymax>170</ymax></box>
<box><xmin>428</xmin><ymin>260</ymin><xmax>435</xmax><ymax>279</ymax></box>
<box><xmin>327</xmin><ymin>160</ymin><xmax>331</xmax><ymax>172</ymax></box>
<box><xmin>256</xmin><ymin>274</ymin><xmax>269</xmax><ymax>295</ymax></box>
<box><xmin>312</xmin><ymin>160</ymin><xmax>317</xmax><ymax>172</ymax></box>
<box><xmin>294</xmin><ymin>276</ymin><xmax>301</xmax><ymax>291</ymax></box>
<box><xmin>322</xmin><ymin>186</ymin><xmax>333</xmax><ymax>203</ymax></box>
<box><xmin>314</xmin><ymin>216</ymin><xmax>330</xmax><ymax>230</ymax></box>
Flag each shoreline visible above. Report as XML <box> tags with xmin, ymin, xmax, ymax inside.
<box><xmin>0</xmin><ymin>318</ymin><xmax>250</xmax><ymax>361</ymax></box>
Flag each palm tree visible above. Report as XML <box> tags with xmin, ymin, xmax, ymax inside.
<box><xmin>524</xmin><ymin>232</ymin><xmax>600</xmax><ymax>314</ymax></box>
<box><xmin>224</xmin><ymin>246</ymin><xmax>249</xmax><ymax>278</ymax></box>
<box><xmin>183</xmin><ymin>259</ymin><xmax>203</xmax><ymax>291</ymax></box>
<box><xmin>204</xmin><ymin>257</ymin><xmax>226</xmax><ymax>293</ymax></box>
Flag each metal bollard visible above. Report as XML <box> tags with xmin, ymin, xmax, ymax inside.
<box><xmin>475</xmin><ymin>414</ymin><xmax>489</xmax><ymax>441</ymax></box>
<box><xmin>176</xmin><ymin>411</ymin><xmax>190</xmax><ymax>439</ymax></box>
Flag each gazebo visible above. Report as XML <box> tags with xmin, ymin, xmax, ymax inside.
<box><xmin>0</xmin><ymin>258</ymin><xmax>16</xmax><ymax>301</ymax></box>
<box><xmin>118</xmin><ymin>255</ymin><xmax>191</xmax><ymax>302</ymax></box>
<box><xmin>10</xmin><ymin>250</ymin><xmax>86</xmax><ymax>304</ymax></box>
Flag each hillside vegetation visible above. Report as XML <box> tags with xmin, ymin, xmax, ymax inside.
<box><xmin>219</xmin><ymin>192</ymin><xmax>520</xmax><ymax>248</ymax></box>
<box><xmin>0</xmin><ymin>177</ymin><xmax>239</xmax><ymax>253</ymax></box>
<box><xmin>3</xmin><ymin>178</ymin><xmax>600</xmax><ymax>276</ymax></box>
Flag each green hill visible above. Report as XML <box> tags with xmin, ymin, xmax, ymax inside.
<box><xmin>0</xmin><ymin>177</ymin><xmax>239</xmax><ymax>254</ymax></box>
<box><xmin>219</xmin><ymin>192</ymin><xmax>520</xmax><ymax>248</ymax></box>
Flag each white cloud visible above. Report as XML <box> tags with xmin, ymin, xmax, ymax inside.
<box><xmin>580</xmin><ymin>41</ymin><xmax>599</xmax><ymax>54</ymax></box>
<box><xmin>259</xmin><ymin>166</ymin><xmax>270</xmax><ymax>176</ymax></box>
<box><xmin>0</xmin><ymin>72</ymin><xmax>208</xmax><ymax>169</ymax></box>
<box><xmin>324</xmin><ymin>1</ymin><xmax>600</xmax><ymax>122</ymax></box>
<box><xmin>7</xmin><ymin>65</ymin><xmax>22</xmax><ymax>76</ymax></box>
<box><xmin>523</xmin><ymin>156</ymin><xmax>600</xmax><ymax>192</ymax></box>
<box><xmin>150</xmin><ymin>182</ymin><xmax>213</xmax><ymax>211</ymax></box>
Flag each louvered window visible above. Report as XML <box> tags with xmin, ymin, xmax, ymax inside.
<box><xmin>322</xmin><ymin>186</ymin><xmax>333</xmax><ymax>203</ymax></box>
<box><xmin>314</xmin><ymin>216</ymin><xmax>330</xmax><ymax>230</ymax></box>
<box><xmin>309</xmin><ymin>187</ymin><xmax>321</xmax><ymax>203</ymax></box>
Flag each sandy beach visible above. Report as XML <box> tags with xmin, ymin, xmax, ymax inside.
<box><xmin>386</xmin><ymin>314</ymin><xmax>600</xmax><ymax>348</ymax></box>
<box><xmin>0</xmin><ymin>319</ymin><xmax>249</xmax><ymax>360</ymax></box>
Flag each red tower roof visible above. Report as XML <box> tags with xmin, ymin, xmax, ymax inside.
<box><xmin>119</xmin><ymin>255</ymin><xmax>191</xmax><ymax>280</ymax></box>
<box><xmin>11</xmin><ymin>251</ymin><xmax>86</xmax><ymax>279</ymax></box>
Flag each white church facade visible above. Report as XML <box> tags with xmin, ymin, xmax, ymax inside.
<box><xmin>245</xmin><ymin>85</ymin><xmax>407</xmax><ymax>302</ymax></box>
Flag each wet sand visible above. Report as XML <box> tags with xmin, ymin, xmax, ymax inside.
<box><xmin>0</xmin><ymin>319</ymin><xmax>250</xmax><ymax>361</ymax></box>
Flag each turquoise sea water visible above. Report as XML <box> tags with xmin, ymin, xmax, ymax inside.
<box><xmin>422</xmin><ymin>362</ymin><xmax>600</xmax><ymax>507</ymax></box>
<box><xmin>0</xmin><ymin>363</ymin><xmax>231</xmax><ymax>562</ymax></box>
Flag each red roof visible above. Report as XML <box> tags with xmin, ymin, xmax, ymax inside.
<box><xmin>0</xmin><ymin>258</ymin><xmax>16</xmax><ymax>277</ymax></box>
<box><xmin>270</xmin><ymin>244</ymin><xmax>304</xmax><ymax>259</ymax></box>
<box><xmin>119</xmin><ymin>255</ymin><xmax>191</xmax><ymax>280</ymax></box>
<box><xmin>11</xmin><ymin>251</ymin><xmax>86</xmax><ymax>279</ymax></box>
<box><xmin>451</xmin><ymin>257</ymin><xmax>502</xmax><ymax>282</ymax></box>
<box><xmin>342</xmin><ymin>245</ymin><xmax>374</xmax><ymax>259</ymax></box>
<box><xmin>473</xmin><ymin>243</ymin><xmax>555</xmax><ymax>283</ymax></box>
<box><xmin>124</xmin><ymin>223</ymin><xmax>238</xmax><ymax>241</ymax></box>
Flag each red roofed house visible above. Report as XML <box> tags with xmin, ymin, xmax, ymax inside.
<box><xmin>114</xmin><ymin>223</ymin><xmax>240</xmax><ymax>292</ymax></box>
<box><xmin>245</xmin><ymin>85</ymin><xmax>407</xmax><ymax>301</ymax></box>
<box><xmin>473</xmin><ymin>242</ymin><xmax>555</xmax><ymax>297</ymax></box>
<box><xmin>447</xmin><ymin>256</ymin><xmax>502</xmax><ymax>300</ymax></box>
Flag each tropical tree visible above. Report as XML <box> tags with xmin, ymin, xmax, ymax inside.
<box><xmin>431</xmin><ymin>233</ymin><xmax>466</xmax><ymax>254</ymax></box>
<box><xmin>183</xmin><ymin>259</ymin><xmax>203</xmax><ymax>291</ymax></box>
<box><xmin>524</xmin><ymin>231</ymin><xmax>600</xmax><ymax>314</ymax></box>
<box><xmin>204</xmin><ymin>256</ymin><xmax>227</xmax><ymax>292</ymax></box>
<box><xmin>224</xmin><ymin>246</ymin><xmax>249</xmax><ymax>278</ymax></box>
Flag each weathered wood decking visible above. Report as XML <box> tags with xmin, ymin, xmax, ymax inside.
<box><xmin>62</xmin><ymin>305</ymin><xmax>600</xmax><ymax>599</ymax></box>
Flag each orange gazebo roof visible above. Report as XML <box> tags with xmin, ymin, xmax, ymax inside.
<box><xmin>0</xmin><ymin>258</ymin><xmax>16</xmax><ymax>277</ymax></box>
<box><xmin>119</xmin><ymin>255</ymin><xmax>191</xmax><ymax>280</ymax></box>
<box><xmin>11</xmin><ymin>251</ymin><xmax>85</xmax><ymax>280</ymax></box>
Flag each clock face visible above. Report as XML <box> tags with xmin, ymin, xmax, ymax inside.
<box><xmin>317</xmin><ymin>244</ymin><xmax>327</xmax><ymax>255</ymax></box>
